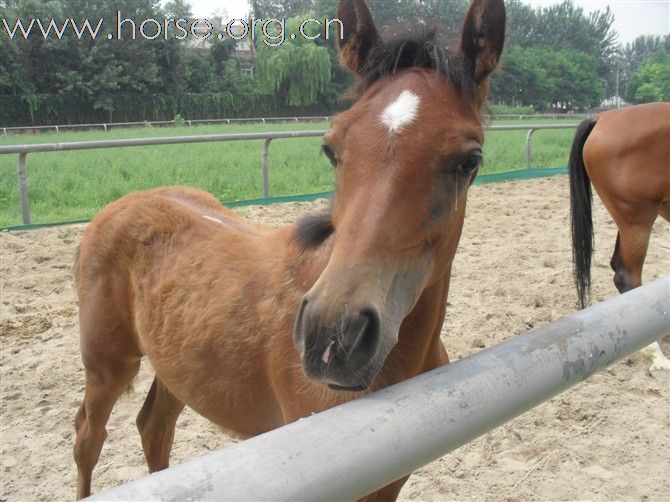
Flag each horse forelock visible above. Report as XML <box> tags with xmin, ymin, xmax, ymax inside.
<box><xmin>353</xmin><ymin>29</ymin><xmax>475</xmax><ymax>98</ymax></box>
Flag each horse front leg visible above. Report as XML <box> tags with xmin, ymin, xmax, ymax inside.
<box><xmin>358</xmin><ymin>476</ymin><xmax>410</xmax><ymax>502</ymax></box>
<box><xmin>136</xmin><ymin>376</ymin><xmax>185</xmax><ymax>472</ymax></box>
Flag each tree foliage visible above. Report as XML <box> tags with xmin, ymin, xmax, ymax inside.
<box><xmin>1</xmin><ymin>0</ymin><xmax>666</xmax><ymax>126</ymax></box>
<box><xmin>490</xmin><ymin>47</ymin><xmax>603</xmax><ymax>111</ymax></box>
<box><xmin>256</xmin><ymin>16</ymin><xmax>331</xmax><ymax>107</ymax></box>
<box><xmin>625</xmin><ymin>49</ymin><xmax>670</xmax><ymax>103</ymax></box>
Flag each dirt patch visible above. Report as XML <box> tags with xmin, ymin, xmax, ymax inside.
<box><xmin>1</xmin><ymin>177</ymin><xmax>668</xmax><ymax>501</ymax></box>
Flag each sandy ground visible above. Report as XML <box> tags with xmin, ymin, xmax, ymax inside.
<box><xmin>1</xmin><ymin>176</ymin><xmax>668</xmax><ymax>501</ymax></box>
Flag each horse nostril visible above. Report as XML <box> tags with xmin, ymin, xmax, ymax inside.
<box><xmin>343</xmin><ymin>308</ymin><xmax>380</xmax><ymax>364</ymax></box>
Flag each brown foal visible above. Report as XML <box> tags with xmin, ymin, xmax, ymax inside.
<box><xmin>74</xmin><ymin>0</ymin><xmax>506</xmax><ymax>499</ymax></box>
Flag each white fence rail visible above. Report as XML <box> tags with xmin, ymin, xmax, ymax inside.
<box><xmin>89</xmin><ymin>277</ymin><xmax>670</xmax><ymax>501</ymax></box>
<box><xmin>0</xmin><ymin>114</ymin><xmax>588</xmax><ymax>135</ymax></box>
<box><xmin>0</xmin><ymin>124</ymin><xmax>579</xmax><ymax>225</ymax></box>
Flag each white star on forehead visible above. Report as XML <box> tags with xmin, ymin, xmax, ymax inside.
<box><xmin>380</xmin><ymin>90</ymin><xmax>420</xmax><ymax>134</ymax></box>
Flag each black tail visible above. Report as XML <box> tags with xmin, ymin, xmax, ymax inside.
<box><xmin>568</xmin><ymin>118</ymin><xmax>597</xmax><ymax>309</ymax></box>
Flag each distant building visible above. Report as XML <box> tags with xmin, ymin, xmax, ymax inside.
<box><xmin>599</xmin><ymin>96</ymin><xmax>627</xmax><ymax>109</ymax></box>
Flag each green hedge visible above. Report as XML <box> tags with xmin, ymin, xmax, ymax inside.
<box><xmin>0</xmin><ymin>92</ymin><xmax>336</xmax><ymax>126</ymax></box>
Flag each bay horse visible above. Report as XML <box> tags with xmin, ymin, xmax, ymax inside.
<box><xmin>73</xmin><ymin>0</ymin><xmax>506</xmax><ymax>499</ymax></box>
<box><xmin>569</xmin><ymin>102</ymin><xmax>670</xmax><ymax>374</ymax></box>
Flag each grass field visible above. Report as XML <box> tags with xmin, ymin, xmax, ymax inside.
<box><xmin>0</xmin><ymin>119</ymin><xmax>578</xmax><ymax>227</ymax></box>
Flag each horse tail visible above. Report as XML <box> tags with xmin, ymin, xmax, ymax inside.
<box><xmin>568</xmin><ymin>117</ymin><xmax>598</xmax><ymax>309</ymax></box>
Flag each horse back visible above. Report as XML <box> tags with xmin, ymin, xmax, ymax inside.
<box><xmin>75</xmin><ymin>186</ymin><xmax>272</xmax><ymax>343</ymax></box>
<box><xmin>78</xmin><ymin>186</ymin><xmax>260</xmax><ymax>277</ymax></box>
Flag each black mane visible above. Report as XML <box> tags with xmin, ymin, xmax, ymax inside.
<box><xmin>292</xmin><ymin>210</ymin><xmax>334</xmax><ymax>251</ymax></box>
<box><xmin>358</xmin><ymin>30</ymin><xmax>475</xmax><ymax>95</ymax></box>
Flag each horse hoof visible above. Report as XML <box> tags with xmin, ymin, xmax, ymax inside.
<box><xmin>648</xmin><ymin>359</ymin><xmax>670</xmax><ymax>380</ymax></box>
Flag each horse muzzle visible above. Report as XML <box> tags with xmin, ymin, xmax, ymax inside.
<box><xmin>293</xmin><ymin>295</ymin><xmax>384</xmax><ymax>391</ymax></box>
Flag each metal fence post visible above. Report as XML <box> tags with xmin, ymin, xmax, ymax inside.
<box><xmin>261</xmin><ymin>138</ymin><xmax>272</xmax><ymax>198</ymax></box>
<box><xmin>525</xmin><ymin>128</ymin><xmax>537</xmax><ymax>169</ymax></box>
<box><xmin>17</xmin><ymin>153</ymin><xmax>31</xmax><ymax>224</ymax></box>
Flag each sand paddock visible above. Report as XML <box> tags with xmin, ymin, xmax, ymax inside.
<box><xmin>1</xmin><ymin>176</ymin><xmax>668</xmax><ymax>501</ymax></box>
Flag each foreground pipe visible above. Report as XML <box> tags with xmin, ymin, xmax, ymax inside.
<box><xmin>90</xmin><ymin>277</ymin><xmax>670</xmax><ymax>501</ymax></box>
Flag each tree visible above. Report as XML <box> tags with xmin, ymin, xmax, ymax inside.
<box><xmin>617</xmin><ymin>35</ymin><xmax>667</xmax><ymax>94</ymax></box>
<box><xmin>251</xmin><ymin>0</ymin><xmax>315</xmax><ymax>18</ymax></box>
<box><xmin>489</xmin><ymin>48</ymin><xmax>551</xmax><ymax>109</ymax></box>
<box><xmin>625</xmin><ymin>49</ymin><xmax>670</xmax><ymax>103</ymax></box>
<box><xmin>490</xmin><ymin>47</ymin><xmax>603</xmax><ymax>111</ymax></box>
<box><xmin>503</xmin><ymin>0</ymin><xmax>536</xmax><ymax>49</ymax></box>
<box><xmin>256</xmin><ymin>16</ymin><xmax>331</xmax><ymax>107</ymax></box>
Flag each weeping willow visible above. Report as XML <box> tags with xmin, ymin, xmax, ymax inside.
<box><xmin>256</xmin><ymin>16</ymin><xmax>332</xmax><ymax>107</ymax></box>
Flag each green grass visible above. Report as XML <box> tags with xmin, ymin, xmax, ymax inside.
<box><xmin>0</xmin><ymin>119</ymin><xmax>577</xmax><ymax>227</ymax></box>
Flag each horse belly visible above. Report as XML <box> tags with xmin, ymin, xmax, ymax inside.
<box><xmin>132</xmin><ymin>268</ymin><xmax>289</xmax><ymax>436</ymax></box>
<box><xmin>144</xmin><ymin>342</ymin><xmax>286</xmax><ymax>437</ymax></box>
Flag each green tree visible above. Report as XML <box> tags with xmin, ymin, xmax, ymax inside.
<box><xmin>625</xmin><ymin>49</ymin><xmax>670</xmax><ymax>103</ymax></box>
<box><xmin>251</xmin><ymin>0</ymin><xmax>315</xmax><ymax>18</ymax></box>
<box><xmin>503</xmin><ymin>0</ymin><xmax>536</xmax><ymax>48</ymax></box>
<box><xmin>489</xmin><ymin>47</ymin><xmax>551</xmax><ymax>109</ymax></box>
<box><xmin>491</xmin><ymin>47</ymin><xmax>603</xmax><ymax>111</ymax></box>
<box><xmin>256</xmin><ymin>15</ymin><xmax>331</xmax><ymax>107</ymax></box>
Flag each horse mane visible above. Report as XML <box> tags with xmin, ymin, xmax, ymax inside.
<box><xmin>292</xmin><ymin>209</ymin><xmax>334</xmax><ymax>251</ymax></box>
<box><xmin>355</xmin><ymin>29</ymin><xmax>475</xmax><ymax>96</ymax></box>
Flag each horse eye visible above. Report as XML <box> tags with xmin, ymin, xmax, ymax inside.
<box><xmin>459</xmin><ymin>154</ymin><xmax>481</xmax><ymax>176</ymax></box>
<box><xmin>321</xmin><ymin>144</ymin><xmax>338</xmax><ymax>167</ymax></box>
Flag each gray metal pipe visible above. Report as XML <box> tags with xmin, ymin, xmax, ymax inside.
<box><xmin>17</xmin><ymin>153</ymin><xmax>30</xmax><ymax>224</ymax></box>
<box><xmin>0</xmin><ymin>130</ymin><xmax>326</xmax><ymax>155</ymax></box>
<box><xmin>525</xmin><ymin>128</ymin><xmax>537</xmax><ymax>169</ymax></box>
<box><xmin>0</xmin><ymin>125</ymin><xmax>579</xmax><ymax>156</ymax></box>
<box><xmin>261</xmin><ymin>138</ymin><xmax>272</xmax><ymax>198</ymax></box>
<box><xmin>90</xmin><ymin>277</ymin><xmax>670</xmax><ymax>502</ymax></box>
<box><xmin>0</xmin><ymin>115</ymin><xmax>587</xmax><ymax>135</ymax></box>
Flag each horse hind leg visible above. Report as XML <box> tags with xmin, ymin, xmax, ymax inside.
<box><xmin>74</xmin><ymin>356</ymin><xmax>140</xmax><ymax>499</ymax></box>
<box><xmin>608</xmin><ymin>206</ymin><xmax>656</xmax><ymax>294</ymax></box>
<box><xmin>610</xmin><ymin>204</ymin><xmax>669</xmax><ymax>376</ymax></box>
<box><xmin>609</xmin><ymin>232</ymin><xmax>631</xmax><ymax>293</ymax></box>
<box><xmin>136</xmin><ymin>376</ymin><xmax>185</xmax><ymax>472</ymax></box>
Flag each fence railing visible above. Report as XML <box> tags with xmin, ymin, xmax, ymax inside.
<box><xmin>0</xmin><ymin>116</ymin><xmax>334</xmax><ymax>135</ymax></box>
<box><xmin>0</xmin><ymin>124</ymin><xmax>579</xmax><ymax>225</ymax></box>
<box><xmin>0</xmin><ymin>114</ymin><xmax>587</xmax><ymax>136</ymax></box>
<box><xmin>88</xmin><ymin>277</ymin><xmax>670</xmax><ymax>501</ymax></box>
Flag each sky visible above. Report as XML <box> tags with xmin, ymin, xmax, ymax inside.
<box><xmin>185</xmin><ymin>0</ymin><xmax>669</xmax><ymax>44</ymax></box>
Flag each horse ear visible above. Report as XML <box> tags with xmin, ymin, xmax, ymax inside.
<box><xmin>460</xmin><ymin>0</ymin><xmax>506</xmax><ymax>83</ymax></box>
<box><xmin>337</xmin><ymin>0</ymin><xmax>381</xmax><ymax>75</ymax></box>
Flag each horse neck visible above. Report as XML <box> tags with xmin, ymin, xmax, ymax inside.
<box><xmin>277</xmin><ymin>226</ymin><xmax>334</xmax><ymax>294</ymax></box>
